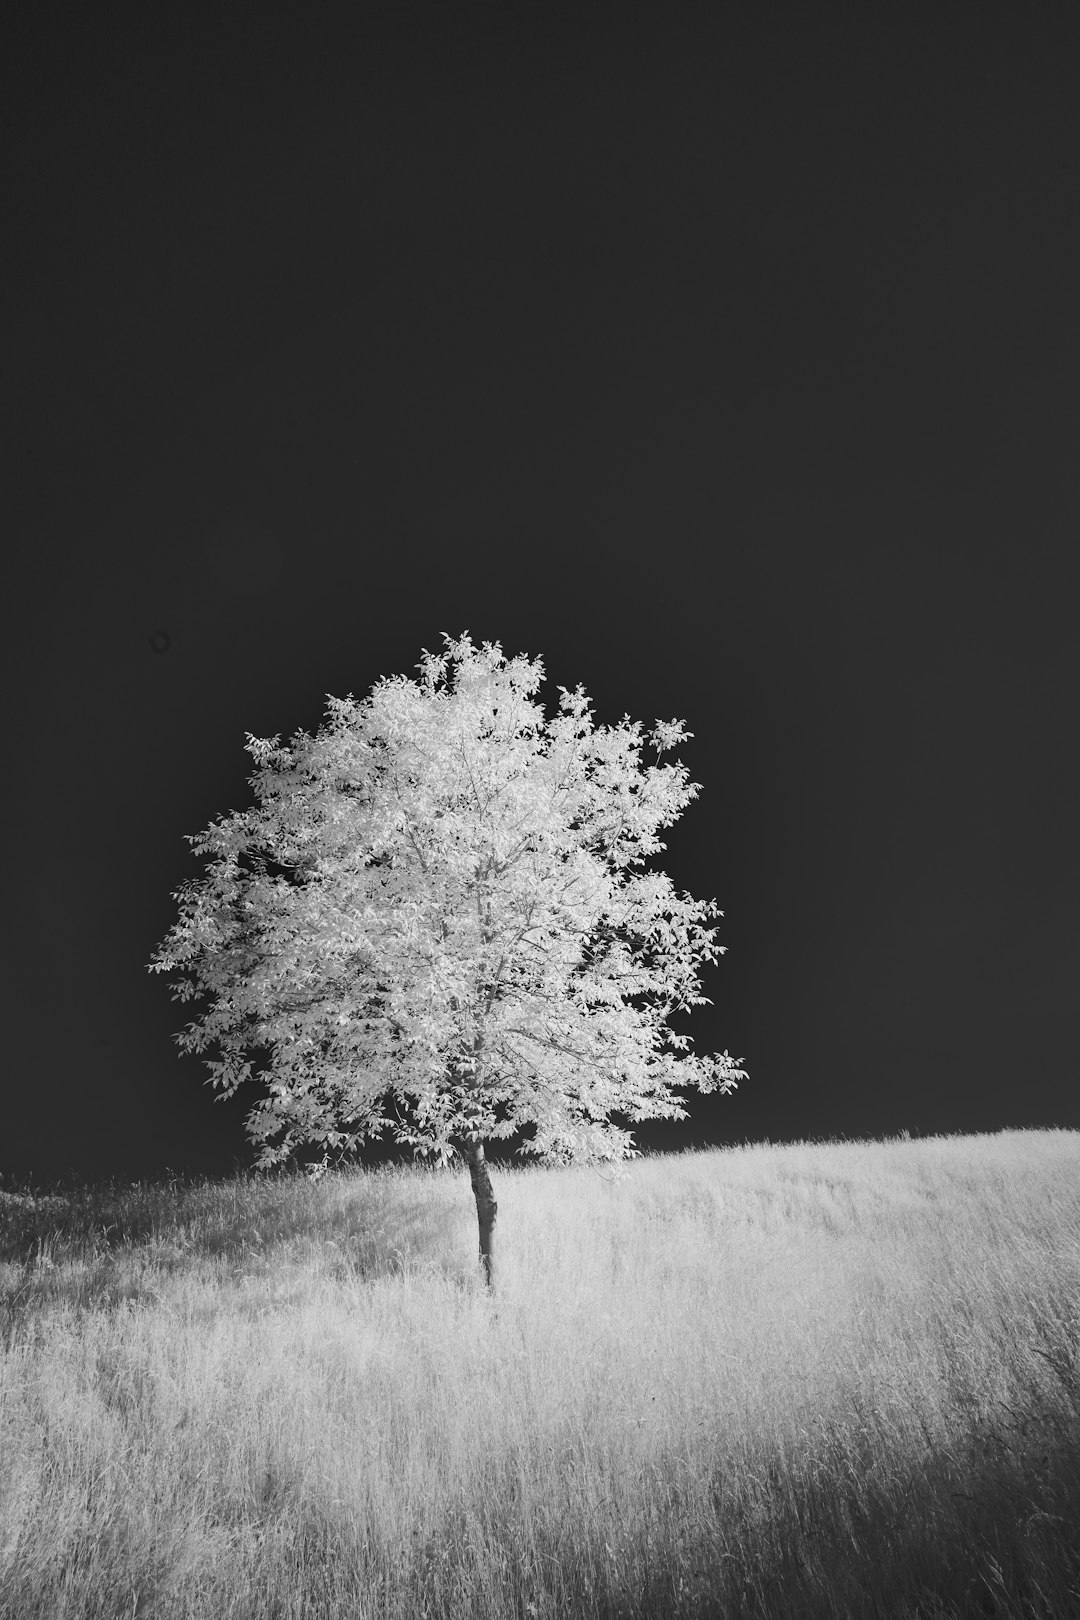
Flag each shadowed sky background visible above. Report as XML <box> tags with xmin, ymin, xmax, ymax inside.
<box><xmin>3</xmin><ymin>4</ymin><xmax>1078</xmax><ymax>1188</ymax></box>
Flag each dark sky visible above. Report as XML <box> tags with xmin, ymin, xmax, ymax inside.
<box><xmin>4</xmin><ymin>6</ymin><xmax>1078</xmax><ymax>1188</ymax></box>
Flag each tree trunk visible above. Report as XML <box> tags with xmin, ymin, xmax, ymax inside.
<box><xmin>454</xmin><ymin>1137</ymin><xmax>497</xmax><ymax>1289</ymax></box>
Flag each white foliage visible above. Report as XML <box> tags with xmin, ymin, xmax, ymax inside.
<box><xmin>147</xmin><ymin>632</ymin><xmax>746</xmax><ymax>1170</ymax></box>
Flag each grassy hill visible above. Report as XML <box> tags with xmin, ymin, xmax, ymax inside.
<box><xmin>2</xmin><ymin>1128</ymin><xmax>1079</xmax><ymax>1618</ymax></box>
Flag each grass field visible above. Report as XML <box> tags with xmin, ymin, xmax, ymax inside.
<box><xmin>1</xmin><ymin>1128</ymin><xmax>1079</xmax><ymax>1619</ymax></box>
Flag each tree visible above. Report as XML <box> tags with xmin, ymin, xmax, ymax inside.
<box><xmin>147</xmin><ymin>632</ymin><xmax>747</xmax><ymax>1287</ymax></box>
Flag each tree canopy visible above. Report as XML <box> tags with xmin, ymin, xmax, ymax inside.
<box><xmin>147</xmin><ymin>633</ymin><xmax>746</xmax><ymax>1175</ymax></box>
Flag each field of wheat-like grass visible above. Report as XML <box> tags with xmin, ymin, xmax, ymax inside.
<box><xmin>1</xmin><ymin>1127</ymin><xmax>1079</xmax><ymax>1619</ymax></box>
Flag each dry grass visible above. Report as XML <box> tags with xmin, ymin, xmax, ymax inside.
<box><xmin>2</xmin><ymin>1127</ymin><xmax>1079</xmax><ymax>1618</ymax></box>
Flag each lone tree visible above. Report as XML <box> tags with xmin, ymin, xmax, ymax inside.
<box><xmin>147</xmin><ymin>633</ymin><xmax>746</xmax><ymax>1287</ymax></box>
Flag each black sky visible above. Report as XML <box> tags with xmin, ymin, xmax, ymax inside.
<box><xmin>4</xmin><ymin>5</ymin><xmax>1078</xmax><ymax>1188</ymax></box>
